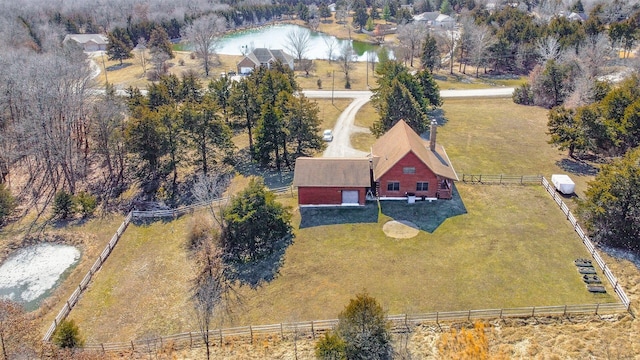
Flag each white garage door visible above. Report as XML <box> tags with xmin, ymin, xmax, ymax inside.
<box><xmin>342</xmin><ymin>190</ymin><xmax>359</xmax><ymax>204</ymax></box>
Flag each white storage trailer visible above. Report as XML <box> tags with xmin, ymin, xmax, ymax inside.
<box><xmin>551</xmin><ymin>174</ymin><xmax>575</xmax><ymax>195</ymax></box>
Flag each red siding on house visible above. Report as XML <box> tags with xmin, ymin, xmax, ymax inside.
<box><xmin>377</xmin><ymin>151</ymin><xmax>439</xmax><ymax>198</ymax></box>
<box><xmin>298</xmin><ymin>187</ymin><xmax>366</xmax><ymax>205</ymax></box>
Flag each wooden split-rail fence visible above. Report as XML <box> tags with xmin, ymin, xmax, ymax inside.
<box><xmin>42</xmin><ymin>186</ymin><xmax>293</xmax><ymax>342</ymax></box>
<box><xmin>81</xmin><ymin>303</ymin><xmax>627</xmax><ymax>353</ymax></box>
<box><xmin>43</xmin><ymin>178</ymin><xmax>631</xmax><ymax>349</ymax></box>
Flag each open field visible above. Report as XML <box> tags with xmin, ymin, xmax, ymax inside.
<box><xmin>352</xmin><ymin>98</ymin><xmax>594</xmax><ymax>198</ymax></box>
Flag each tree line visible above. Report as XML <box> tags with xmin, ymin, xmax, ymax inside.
<box><xmin>124</xmin><ymin>63</ymin><xmax>323</xmax><ymax>203</ymax></box>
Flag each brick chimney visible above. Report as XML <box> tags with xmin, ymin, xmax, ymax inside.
<box><xmin>429</xmin><ymin>119</ymin><xmax>438</xmax><ymax>151</ymax></box>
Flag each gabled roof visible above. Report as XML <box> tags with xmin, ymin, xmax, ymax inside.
<box><xmin>413</xmin><ymin>11</ymin><xmax>440</xmax><ymax>22</ymax></box>
<box><xmin>241</xmin><ymin>48</ymin><xmax>293</xmax><ymax>67</ymax></box>
<box><xmin>435</xmin><ymin>14</ymin><xmax>455</xmax><ymax>22</ymax></box>
<box><xmin>63</xmin><ymin>34</ymin><xmax>108</xmax><ymax>45</ymax></box>
<box><xmin>293</xmin><ymin>158</ymin><xmax>371</xmax><ymax>187</ymax></box>
<box><xmin>270</xmin><ymin>49</ymin><xmax>294</xmax><ymax>64</ymax></box>
<box><xmin>371</xmin><ymin>120</ymin><xmax>458</xmax><ymax>181</ymax></box>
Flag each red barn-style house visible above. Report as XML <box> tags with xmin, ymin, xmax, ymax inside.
<box><xmin>293</xmin><ymin>119</ymin><xmax>458</xmax><ymax>206</ymax></box>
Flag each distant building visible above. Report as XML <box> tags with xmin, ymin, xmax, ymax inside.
<box><xmin>293</xmin><ymin>120</ymin><xmax>458</xmax><ymax>206</ymax></box>
<box><xmin>63</xmin><ymin>34</ymin><xmax>108</xmax><ymax>52</ymax></box>
<box><xmin>413</xmin><ymin>11</ymin><xmax>440</xmax><ymax>23</ymax></box>
<box><xmin>434</xmin><ymin>14</ymin><xmax>456</xmax><ymax>28</ymax></box>
<box><xmin>236</xmin><ymin>48</ymin><xmax>294</xmax><ymax>75</ymax></box>
<box><xmin>567</xmin><ymin>12</ymin><xmax>588</xmax><ymax>22</ymax></box>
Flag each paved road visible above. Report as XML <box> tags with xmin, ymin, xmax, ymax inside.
<box><xmin>305</xmin><ymin>87</ymin><xmax>515</xmax><ymax>158</ymax></box>
<box><xmin>303</xmin><ymin>87</ymin><xmax>514</xmax><ymax>99</ymax></box>
<box><xmin>322</xmin><ymin>95</ymin><xmax>371</xmax><ymax>158</ymax></box>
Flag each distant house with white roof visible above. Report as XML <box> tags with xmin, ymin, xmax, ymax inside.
<box><xmin>236</xmin><ymin>48</ymin><xmax>294</xmax><ymax>75</ymax></box>
<box><xmin>413</xmin><ymin>11</ymin><xmax>440</xmax><ymax>23</ymax></box>
<box><xmin>63</xmin><ymin>34</ymin><xmax>108</xmax><ymax>52</ymax></box>
<box><xmin>434</xmin><ymin>14</ymin><xmax>456</xmax><ymax>28</ymax></box>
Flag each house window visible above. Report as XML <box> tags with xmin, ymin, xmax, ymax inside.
<box><xmin>403</xmin><ymin>167</ymin><xmax>416</xmax><ymax>174</ymax></box>
<box><xmin>416</xmin><ymin>182</ymin><xmax>429</xmax><ymax>191</ymax></box>
<box><xmin>387</xmin><ymin>181</ymin><xmax>400</xmax><ymax>191</ymax></box>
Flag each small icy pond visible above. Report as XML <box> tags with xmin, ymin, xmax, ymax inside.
<box><xmin>0</xmin><ymin>243</ymin><xmax>80</xmax><ymax>310</ymax></box>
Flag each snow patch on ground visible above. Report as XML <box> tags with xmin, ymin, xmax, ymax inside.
<box><xmin>0</xmin><ymin>243</ymin><xmax>80</xmax><ymax>307</ymax></box>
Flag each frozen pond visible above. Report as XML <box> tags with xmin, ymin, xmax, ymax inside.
<box><xmin>216</xmin><ymin>24</ymin><xmax>386</xmax><ymax>61</ymax></box>
<box><xmin>0</xmin><ymin>243</ymin><xmax>80</xmax><ymax>310</ymax></box>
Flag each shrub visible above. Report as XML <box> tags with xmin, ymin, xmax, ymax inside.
<box><xmin>53</xmin><ymin>191</ymin><xmax>75</xmax><ymax>220</ymax></box>
<box><xmin>53</xmin><ymin>319</ymin><xmax>84</xmax><ymax>348</ymax></box>
<box><xmin>315</xmin><ymin>331</ymin><xmax>346</xmax><ymax>359</ymax></box>
<box><xmin>75</xmin><ymin>191</ymin><xmax>97</xmax><ymax>218</ymax></box>
<box><xmin>189</xmin><ymin>214</ymin><xmax>214</xmax><ymax>250</ymax></box>
<box><xmin>337</xmin><ymin>292</ymin><xmax>392</xmax><ymax>360</ymax></box>
<box><xmin>513</xmin><ymin>83</ymin><xmax>534</xmax><ymax>105</ymax></box>
<box><xmin>0</xmin><ymin>183</ymin><xmax>16</xmax><ymax>225</ymax></box>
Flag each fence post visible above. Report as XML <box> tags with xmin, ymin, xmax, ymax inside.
<box><xmin>563</xmin><ymin>305</ymin><xmax>567</xmax><ymax>317</ymax></box>
<box><xmin>404</xmin><ymin>314</ymin><xmax>408</xmax><ymax>328</ymax></box>
<box><xmin>131</xmin><ymin>341</ymin><xmax>134</xmax><ymax>351</ymax></box>
<box><xmin>219</xmin><ymin>329</ymin><xmax>223</xmax><ymax>346</ymax></box>
<box><xmin>189</xmin><ymin>332</ymin><xmax>192</xmax><ymax>348</ymax></box>
<box><xmin>311</xmin><ymin>321</ymin><xmax>315</xmax><ymax>339</ymax></box>
<box><xmin>468</xmin><ymin>310</ymin><xmax>471</xmax><ymax>322</ymax></box>
<box><xmin>500</xmin><ymin>174</ymin><xmax>503</xmax><ymax>184</ymax></box>
<box><xmin>499</xmin><ymin>308</ymin><xmax>503</xmax><ymax>319</ymax></box>
<box><xmin>249</xmin><ymin>325</ymin><xmax>253</xmax><ymax>344</ymax></box>
<box><xmin>532</xmin><ymin>307</ymin><xmax>535</xmax><ymax>318</ymax></box>
<box><xmin>436</xmin><ymin>312</ymin><xmax>439</xmax><ymax>326</ymax></box>
<box><xmin>101</xmin><ymin>343</ymin><xmax>105</xmax><ymax>353</ymax></box>
<box><xmin>595</xmin><ymin>303</ymin><xmax>600</xmax><ymax>315</ymax></box>
<box><xmin>280</xmin><ymin>323</ymin><xmax>284</xmax><ymax>340</ymax></box>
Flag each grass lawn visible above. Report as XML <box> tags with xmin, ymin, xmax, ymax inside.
<box><xmin>351</xmin><ymin>98</ymin><xmax>594</xmax><ymax>198</ymax></box>
<box><xmin>67</xmin><ymin>182</ymin><xmax>614</xmax><ymax>343</ymax></box>
<box><xmin>67</xmin><ymin>215</ymin><xmax>196</xmax><ymax>342</ymax></box>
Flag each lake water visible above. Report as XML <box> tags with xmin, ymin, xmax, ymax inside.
<box><xmin>0</xmin><ymin>243</ymin><xmax>80</xmax><ymax>310</ymax></box>
<box><xmin>217</xmin><ymin>24</ymin><xmax>386</xmax><ymax>61</ymax></box>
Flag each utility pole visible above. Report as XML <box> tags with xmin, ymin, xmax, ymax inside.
<box><xmin>366</xmin><ymin>53</ymin><xmax>368</xmax><ymax>88</ymax></box>
<box><xmin>101</xmin><ymin>53</ymin><xmax>108</xmax><ymax>84</ymax></box>
<box><xmin>332</xmin><ymin>70</ymin><xmax>335</xmax><ymax>105</ymax></box>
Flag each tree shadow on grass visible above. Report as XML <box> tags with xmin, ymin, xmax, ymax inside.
<box><xmin>555</xmin><ymin>158</ymin><xmax>598</xmax><ymax>176</ymax></box>
<box><xmin>379</xmin><ymin>184</ymin><xmax>467</xmax><ymax>233</ymax></box>
<box><xmin>234</xmin><ymin>150</ymin><xmax>294</xmax><ymax>189</ymax></box>
<box><xmin>298</xmin><ymin>203</ymin><xmax>379</xmax><ymax>229</ymax></box>
<box><xmin>226</xmin><ymin>235</ymin><xmax>294</xmax><ymax>289</ymax></box>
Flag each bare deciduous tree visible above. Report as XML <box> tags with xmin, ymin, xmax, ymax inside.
<box><xmin>437</xmin><ymin>30</ymin><xmax>457</xmax><ymax>74</ymax></box>
<box><xmin>467</xmin><ymin>22</ymin><xmax>495</xmax><ymax>77</ymax></box>
<box><xmin>182</xmin><ymin>15</ymin><xmax>227</xmax><ymax>77</ymax></box>
<box><xmin>536</xmin><ymin>36</ymin><xmax>562</xmax><ymax>64</ymax></box>
<box><xmin>285</xmin><ymin>28</ymin><xmax>311</xmax><ymax>63</ymax></box>
<box><xmin>134</xmin><ymin>37</ymin><xmax>148</xmax><ymax>76</ymax></box>
<box><xmin>397</xmin><ymin>22</ymin><xmax>425</xmax><ymax>67</ymax></box>
<box><xmin>90</xmin><ymin>86</ymin><xmax>127</xmax><ymax>199</ymax></box>
<box><xmin>191</xmin><ymin>241</ymin><xmax>233</xmax><ymax>360</ymax></box>
<box><xmin>338</xmin><ymin>43</ymin><xmax>356</xmax><ymax>88</ymax></box>
<box><xmin>192</xmin><ymin>172</ymin><xmax>231</xmax><ymax>226</ymax></box>
<box><xmin>577</xmin><ymin>34</ymin><xmax>613</xmax><ymax>79</ymax></box>
<box><xmin>324</xmin><ymin>37</ymin><xmax>338</xmax><ymax>62</ymax></box>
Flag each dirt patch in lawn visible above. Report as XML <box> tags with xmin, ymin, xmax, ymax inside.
<box><xmin>383</xmin><ymin>220</ymin><xmax>420</xmax><ymax>239</ymax></box>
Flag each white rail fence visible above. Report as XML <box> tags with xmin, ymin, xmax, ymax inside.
<box><xmin>81</xmin><ymin>303</ymin><xmax>626</xmax><ymax>353</ymax></box>
<box><xmin>540</xmin><ymin>177</ymin><xmax>631</xmax><ymax>309</ymax></box>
